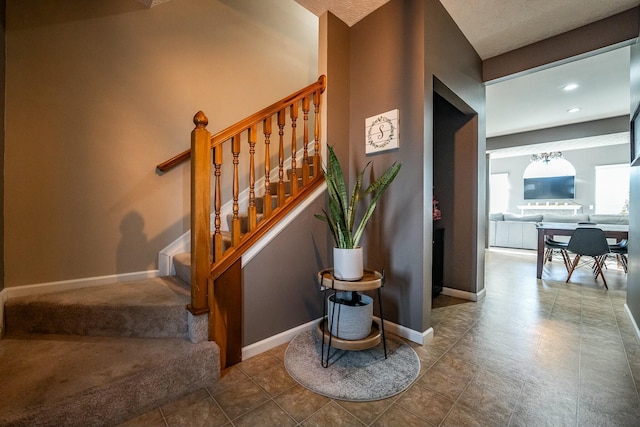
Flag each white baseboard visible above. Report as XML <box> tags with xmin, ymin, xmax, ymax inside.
<box><xmin>242</xmin><ymin>319</ymin><xmax>318</xmax><ymax>360</ymax></box>
<box><xmin>241</xmin><ymin>316</ymin><xmax>430</xmax><ymax>360</ymax></box>
<box><xmin>441</xmin><ymin>286</ymin><xmax>486</xmax><ymax>302</ymax></box>
<box><xmin>158</xmin><ymin>232</ymin><xmax>190</xmax><ymax>276</ymax></box>
<box><xmin>2</xmin><ymin>270</ymin><xmax>162</xmax><ymax>300</ymax></box>
<box><xmin>376</xmin><ymin>316</ymin><xmax>433</xmax><ymax>345</ymax></box>
<box><xmin>624</xmin><ymin>303</ymin><xmax>640</xmax><ymax>345</ymax></box>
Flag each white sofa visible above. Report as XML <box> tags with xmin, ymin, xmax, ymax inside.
<box><xmin>489</xmin><ymin>213</ymin><xmax>629</xmax><ymax>250</ymax></box>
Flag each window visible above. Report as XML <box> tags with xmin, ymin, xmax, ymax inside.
<box><xmin>594</xmin><ymin>164</ymin><xmax>629</xmax><ymax>214</ymax></box>
<box><xmin>490</xmin><ymin>173</ymin><xmax>510</xmax><ymax>213</ymax></box>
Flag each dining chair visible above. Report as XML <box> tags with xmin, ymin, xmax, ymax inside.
<box><xmin>565</xmin><ymin>227</ymin><xmax>611</xmax><ymax>289</ymax></box>
<box><xmin>544</xmin><ymin>236</ymin><xmax>570</xmax><ymax>272</ymax></box>
<box><xmin>608</xmin><ymin>239</ymin><xmax>628</xmax><ymax>273</ymax></box>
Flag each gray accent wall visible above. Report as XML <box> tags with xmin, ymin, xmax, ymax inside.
<box><xmin>345</xmin><ymin>0</ymin><xmax>485</xmax><ymax>333</ymax></box>
<box><xmin>627</xmin><ymin>23</ymin><xmax>640</xmax><ymax>330</ymax></box>
<box><xmin>242</xmin><ymin>196</ymin><xmax>329</xmax><ymax>346</ymax></box>
<box><xmin>487</xmin><ymin>117</ymin><xmax>629</xmax><ymax>151</ymax></box>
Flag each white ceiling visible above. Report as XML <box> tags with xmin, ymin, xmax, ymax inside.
<box><xmin>486</xmin><ymin>46</ymin><xmax>631</xmax><ymax>137</ymax></box>
<box><xmin>296</xmin><ymin>0</ymin><xmax>638</xmax><ymax>149</ymax></box>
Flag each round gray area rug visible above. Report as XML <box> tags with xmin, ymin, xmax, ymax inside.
<box><xmin>284</xmin><ymin>330</ymin><xmax>420</xmax><ymax>401</ymax></box>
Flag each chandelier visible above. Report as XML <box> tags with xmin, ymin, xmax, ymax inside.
<box><xmin>530</xmin><ymin>152</ymin><xmax>563</xmax><ymax>164</ymax></box>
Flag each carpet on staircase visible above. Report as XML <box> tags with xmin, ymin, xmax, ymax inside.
<box><xmin>0</xmin><ymin>276</ymin><xmax>220</xmax><ymax>426</ymax></box>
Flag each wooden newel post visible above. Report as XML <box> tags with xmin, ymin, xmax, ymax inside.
<box><xmin>188</xmin><ymin>111</ymin><xmax>211</xmax><ymax>315</ymax></box>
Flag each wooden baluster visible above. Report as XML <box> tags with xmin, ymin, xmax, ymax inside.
<box><xmin>231</xmin><ymin>134</ymin><xmax>241</xmax><ymax>246</ymax></box>
<box><xmin>277</xmin><ymin>109</ymin><xmax>286</xmax><ymax>207</ymax></box>
<box><xmin>290</xmin><ymin>101</ymin><xmax>299</xmax><ymax>196</ymax></box>
<box><xmin>313</xmin><ymin>89</ymin><xmax>322</xmax><ymax>177</ymax></box>
<box><xmin>188</xmin><ymin>111</ymin><xmax>211</xmax><ymax>316</ymax></box>
<box><xmin>302</xmin><ymin>96</ymin><xmax>310</xmax><ymax>186</ymax></box>
<box><xmin>213</xmin><ymin>144</ymin><xmax>223</xmax><ymax>262</ymax></box>
<box><xmin>248</xmin><ymin>124</ymin><xmax>257</xmax><ymax>232</ymax></box>
<box><xmin>263</xmin><ymin>117</ymin><xmax>272</xmax><ymax>219</ymax></box>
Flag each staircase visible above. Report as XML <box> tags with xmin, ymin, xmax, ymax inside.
<box><xmin>0</xmin><ymin>276</ymin><xmax>220</xmax><ymax>426</ymax></box>
<box><xmin>0</xmin><ymin>76</ymin><xmax>327</xmax><ymax>425</ymax></box>
<box><xmin>157</xmin><ymin>75</ymin><xmax>326</xmax><ymax>368</ymax></box>
<box><xmin>172</xmin><ymin>165</ymin><xmax>315</xmax><ymax>285</ymax></box>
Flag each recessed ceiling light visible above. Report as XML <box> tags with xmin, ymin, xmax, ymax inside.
<box><xmin>567</xmin><ymin>108</ymin><xmax>581</xmax><ymax>113</ymax></box>
<box><xmin>563</xmin><ymin>83</ymin><xmax>579</xmax><ymax>91</ymax></box>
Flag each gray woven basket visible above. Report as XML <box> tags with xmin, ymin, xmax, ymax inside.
<box><xmin>327</xmin><ymin>292</ymin><xmax>373</xmax><ymax>340</ymax></box>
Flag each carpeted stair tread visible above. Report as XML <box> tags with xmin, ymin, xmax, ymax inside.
<box><xmin>4</xmin><ymin>276</ymin><xmax>192</xmax><ymax>338</ymax></box>
<box><xmin>0</xmin><ymin>333</ymin><xmax>220</xmax><ymax>426</ymax></box>
<box><xmin>226</xmin><ymin>212</ymin><xmax>265</xmax><ymax>234</ymax></box>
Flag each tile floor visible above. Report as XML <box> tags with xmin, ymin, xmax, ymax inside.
<box><xmin>120</xmin><ymin>248</ymin><xmax>640</xmax><ymax>426</ymax></box>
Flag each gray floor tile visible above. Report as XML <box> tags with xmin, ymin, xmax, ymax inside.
<box><xmin>395</xmin><ymin>384</ymin><xmax>456</xmax><ymax>426</ymax></box>
<box><xmin>232</xmin><ymin>400</ymin><xmax>296</xmax><ymax>427</ymax></box>
<box><xmin>119</xmin><ymin>249</ymin><xmax>640</xmax><ymax>426</ymax></box>
<box><xmin>164</xmin><ymin>398</ymin><xmax>229</xmax><ymax>427</ymax></box>
<box><xmin>301</xmin><ymin>401</ymin><xmax>365</xmax><ymax>427</ymax></box>
<box><xmin>212</xmin><ymin>378</ymin><xmax>270</xmax><ymax>420</ymax></box>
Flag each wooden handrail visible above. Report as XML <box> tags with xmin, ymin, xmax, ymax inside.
<box><xmin>173</xmin><ymin>75</ymin><xmax>326</xmax><ymax>368</ymax></box>
<box><xmin>157</xmin><ymin>75</ymin><xmax>326</xmax><ymax>172</ymax></box>
<box><xmin>210</xmin><ymin>174</ymin><xmax>324</xmax><ymax>282</ymax></box>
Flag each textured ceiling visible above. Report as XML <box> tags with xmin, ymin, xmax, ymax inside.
<box><xmin>297</xmin><ymin>0</ymin><xmax>639</xmax><ymax>59</ymax></box>
<box><xmin>294</xmin><ymin>0</ymin><xmax>390</xmax><ymax>26</ymax></box>
<box><xmin>297</xmin><ymin>0</ymin><xmax>638</xmax><ymax>146</ymax></box>
<box><xmin>136</xmin><ymin>0</ymin><xmax>172</xmax><ymax>8</ymax></box>
<box><xmin>439</xmin><ymin>0</ymin><xmax>640</xmax><ymax>59</ymax></box>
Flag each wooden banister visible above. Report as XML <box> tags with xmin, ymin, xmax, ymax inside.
<box><xmin>164</xmin><ymin>76</ymin><xmax>326</xmax><ymax>368</ymax></box>
<box><xmin>187</xmin><ymin>111</ymin><xmax>211</xmax><ymax>316</ymax></box>
<box><xmin>209</xmin><ymin>174</ymin><xmax>324</xmax><ymax>282</ymax></box>
<box><xmin>156</xmin><ymin>75</ymin><xmax>326</xmax><ymax>172</ymax></box>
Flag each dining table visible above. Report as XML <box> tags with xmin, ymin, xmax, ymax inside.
<box><xmin>536</xmin><ymin>222</ymin><xmax>629</xmax><ymax>279</ymax></box>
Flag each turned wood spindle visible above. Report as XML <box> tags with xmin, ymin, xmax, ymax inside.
<box><xmin>263</xmin><ymin>116</ymin><xmax>272</xmax><ymax>219</ymax></box>
<box><xmin>290</xmin><ymin>101</ymin><xmax>299</xmax><ymax>196</ymax></box>
<box><xmin>248</xmin><ymin>124</ymin><xmax>258</xmax><ymax>232</ymax></box>
<box><xmin>231</xmin><ymin>134</ymin><xmax>241</xmax><ymax>246</ymax></box>
<box><xmin>277</xmin><ymin>109</ymin><xmax>286</xmax><ymax>207</ymax></box>
<box><xmin>302</xmin><ymin>96</ymin><xmax>310</xmax><ymax>186</ymax></box>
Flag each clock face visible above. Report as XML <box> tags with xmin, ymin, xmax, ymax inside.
<box><xmin>365</xmin><ymin>109</ymin><xmax>399</xmax><ymax>153</ymax></box>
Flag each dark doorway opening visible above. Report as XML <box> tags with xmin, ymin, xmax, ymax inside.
<box><xmin>432</xmin><ymin>78</ymin><xmax>479</xmax><ymax>301</ymax></box>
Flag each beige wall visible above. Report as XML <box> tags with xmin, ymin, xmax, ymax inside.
<box><xmin>4</xmin><ymin>0</ymin><xmax>318</xmax><ymax>287</ymax></box>
<box><xmin>0</xmin><ymin>0</ymin><xmax>5</xmax><ymax>290</ymax></box>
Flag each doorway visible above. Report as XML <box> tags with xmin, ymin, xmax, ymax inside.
<box><xmin>432</xmin><ymin>79</ymin><xmax>482</xmax><ymax>301</ymax></box>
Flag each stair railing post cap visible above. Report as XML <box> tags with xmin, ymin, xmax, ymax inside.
<box><xmin>193</xmin><ymin>111</ymin><xmax>209</xmax><ymax>128</ymax></box>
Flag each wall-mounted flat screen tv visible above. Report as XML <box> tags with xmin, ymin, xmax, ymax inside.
<box><xmin>524</xmin><ymin>175</ymin><xmax>575</xmax><ymax>200</ymax></box>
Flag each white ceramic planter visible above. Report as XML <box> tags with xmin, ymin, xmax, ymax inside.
<box><xmin>327</xmin><ymin>292</ymin><xmax>373</xmax><ymax>340</ymax></box>
<box><xmin>333</xmin><ymin>247</ymin><xmax>363</xmax><ymax>281</ymax></box>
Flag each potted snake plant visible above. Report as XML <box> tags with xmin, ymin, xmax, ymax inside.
<box><xmin>316</xmin><ymin>144</ymin><xmax>401</xmax><ymax>280</ymax></box>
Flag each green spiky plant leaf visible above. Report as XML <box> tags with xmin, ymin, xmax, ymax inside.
<box><xmin>315</xmin><ymin>145</ymin><xmax>401</xmax><ymax>248</ymax></box>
